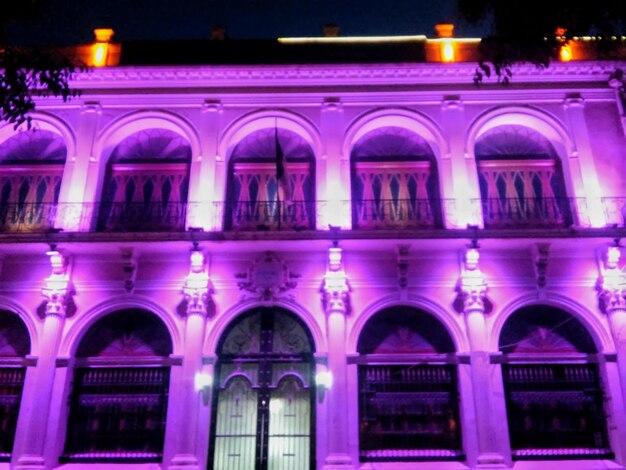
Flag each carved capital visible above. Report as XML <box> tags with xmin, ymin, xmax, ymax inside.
<box><xmin>597</xmin><ymin>246</ymin><xmax>626</xmax><ymax>315</ymax></box>
<box><xmin>182</xmin><ymin>250</ymin><xmax>213</xmax><ymax>317</ymax></box>
<box><xmin>321</xmin><ymin>244</ymin><xmax>351</xmax><ymax>314</ymax></box>
<box><xmin>42</xmin><ymin>249</ymin><xmax>72</xmax><ymax>317</ymax></box>
<box><xmin>457</xmin><ymin>248</ymin><xmax>488</xmax><ymax>315</ymax></box>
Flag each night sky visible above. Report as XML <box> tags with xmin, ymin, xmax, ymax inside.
<box><xmin>6</xmin><ymin>0</ymin><xmax>486</xmax><ymax>46</ymax></box>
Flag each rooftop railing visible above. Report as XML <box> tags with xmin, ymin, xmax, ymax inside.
<box><xmin>0</xmin><ymin>197</ymin><xmax>623</xmax><ymax>234</ymax></box>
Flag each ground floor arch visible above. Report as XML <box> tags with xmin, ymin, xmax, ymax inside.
<box><xmin>209</xmin><ymin>306</ymin><xmax>316</xmax><ymax>470</ymax></box>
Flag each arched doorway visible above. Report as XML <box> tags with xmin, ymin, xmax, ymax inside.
<box><xmin>356</xmin><ymin>306</ymin><xmax>463</xmax><ymax>462</ymax></box>
<box><xmin>209</xmin><ymin>307</ymin><xmax>315</xmax><ymax>469</ymax></box>
<box><xmin>499</xmin><ymin>305</ymin><xmax>612</xmax><ymax>459</ymax></box>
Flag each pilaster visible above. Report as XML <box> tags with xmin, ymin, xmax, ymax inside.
<box><xmin>457</xmin><ymin>247</ymin><xmax>507</xmax><ymax>468</ymax></box>
<box><xmin>321</xmin><ymin>244</ymin><xmax>354</xmax><ymax>469</ymax></box>
<box><xmin>15</xmin><ymin>249</ymin><xmax>71</xmax><ymax>470</ymax></box>
<box><xmin>169</xmin><ymin>248</ymin><xmax>213</xmax><ymax>470</ymax></box>
<box><xmin>320</xmin><ymin>98</ymin><xmax>348</xmax><ymax>229</ymax></box>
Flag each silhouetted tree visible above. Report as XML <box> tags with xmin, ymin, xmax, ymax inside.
<box><xmin>457</xmin><ymin>0</ymin><xmax>626</xmax><ymax>83</ymax></box>
<box><xmin>0</xmin><ymin>0</ymin><xmax>81</xmax><ymax>128</ymax></box>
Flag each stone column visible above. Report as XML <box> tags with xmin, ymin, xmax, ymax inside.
<box><xmin>321</xmin><ymin>245</ymin><xmax>354</xmax><ymax>469</ymax></box>
<box><xmin>169</xmin><ymin>249</ymin><xmax>212</xmax><ymax>470</ymax></box>
<box><xmin>15</xmin><ymin>250</ymin><xmax>71</xmax><ymax>470</ymax></box>
<box><xmin>458</xmin><ymin>248</ymin><xmax>506</xmax><ymax>467</ymax></box>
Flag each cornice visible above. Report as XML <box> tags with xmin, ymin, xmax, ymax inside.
<box><xmin>72</xmin><ymin>61</ymin><xmax>626</xmax><ymax>90</ymax></box>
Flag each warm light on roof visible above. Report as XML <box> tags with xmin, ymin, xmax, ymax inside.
<box><xmin>278</xmin><ymin>35</ymin><xmax>427</xmax><ymax>44</ymax></box>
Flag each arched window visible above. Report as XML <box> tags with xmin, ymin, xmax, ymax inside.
<box><xmin>351</xmin><ymin>127</ymin><xmax>441</xmax><ymax>229</ymax></box>
<box><xmin>98</xmin><ymin>129</ymin><xmax>191</xmax><ymax>232</ymax></box>
<box><xmin>210</xmin><ymin>307</ymin><xmax>315</xmax><ymax>469</ymax></box>
<box><xmin>0</xmin><ymin>130</ymin><xmax>66</xmax><ymax>232</ymax></box>
<box><xmin>356</xmin><ymin>307</ymin><xmax>463</xmax><ymax>461</ymax></box>
<box><xmin>226</xmin><ymin>128</ymin><xmax>315</xmax><ymax>231</ymax></box>
<box><xmin>62</xmin><ymin>309</ymin><xmax>173</xmax><ymax>463</ymax></box>
<box><xmin>475</xmin><ymin>125</ymin><xmax>570</xmax><ymax>228</ymax></box>
<box><xmin>0</xmin><ymin>311</ymin><xmax>30</xmax><ymax>461</ymax></box>
<box><xmin>499</xmin><ymin>305</ymin><xmax>612</xmax><ymax>459</ymax></box>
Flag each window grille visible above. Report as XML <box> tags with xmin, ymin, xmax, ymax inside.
<box><xmin>502</xmin><ymin>364</ymin><xmax>613</xmax><ymax>459</ymax></box>
<box><xmin>0</xmin><ymin>368</ymin><xmax>26</xmax><ymax>461</ymax></box>
<box><xmin>62</xmin><ymin>366</ymin><xmax>170</xmax><ymax>462</ymax></box>
<box><xmin>358</xmin><ymin>364</ymin><xmax>463</xmax><ymax>461</ymax></box>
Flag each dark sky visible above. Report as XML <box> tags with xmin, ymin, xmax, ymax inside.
<box><xmin>6</xmin><ymin>0</ymin><xmax>486</xmax><ymax>46</ymax></box>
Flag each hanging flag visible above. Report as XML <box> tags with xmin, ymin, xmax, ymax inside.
<box><xmin>275</xmin><ymin>127</ymin><xmax>291</xmax><ymax>202</ymax></box>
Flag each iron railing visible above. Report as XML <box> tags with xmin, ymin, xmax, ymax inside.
<box><xmin>62</xmin><ymin>367</ymin><xmax>169</xmax><ymax>463</ymax></box>
<box><xmin>502</xmin><ymin>364</ymin><xmax>613</xmax><ymax>460</ymax></box>
<box><xmin>0</xmin><ymin>197</ymin><xmax>624</xmax><ymax>233</ymax></box>
<box><xmin>222</xmin><ymin>200</ymin><xmax>316</xmax><ymax>231</ymax></box>
<box><xmin>95</xmin><ymin>202</ymin><xmax>187</xmax><ymax>232</ymax></box>
<box><xmin>0</xmin><ymin>203</ymin><xmax>57</xmax><ymax>233</ymax></box>
<box><xmin>353</xmin><ymin>199</ymin><xmax>440</xmax><ymax>229</ymax></box>
<box><xmin>478</xmin><ymin>197</ymin><xmax>575</xmax><ymax>228</ymax></box>
<box><xmin>0</xmin><ymin>368</ymin><xmax>26</xmax><ymax>461</ymax></box>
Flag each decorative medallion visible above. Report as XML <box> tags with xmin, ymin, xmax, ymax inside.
<box><xmin>235</xmin><ymin>252</ymin><xmax>299</xmax><ymax>301</ymax></box>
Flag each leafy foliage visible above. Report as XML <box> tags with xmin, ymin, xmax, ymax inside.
<box><xmin>457</xmin><ymin>0</ymin><xmax>626</xmax><ymax>83</ymax></box>
<box><xmin>0</xmin><ymin>0</ymin><xmax>82</xmax><ymax>129</ymax></box>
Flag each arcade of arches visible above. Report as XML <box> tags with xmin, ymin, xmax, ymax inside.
<box><xmin>0</xmin><ymin>302</ymin><xmax>619</xmax><ymax>469</ymax></box>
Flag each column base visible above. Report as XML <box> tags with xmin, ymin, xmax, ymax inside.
<box><xmin>324</xmin><ymin>453</ymin><xmax>355</xmax><ymax>470</ymax></box>
<box><xmin>476</xmin><ymin>452</ymin><xmax>507</xmax><ymax>468</ymax></box>
<box><xmin>14</xmin><ymin>454</ymin><xmax>45</xmax><ymax>470</ymax></box>
<box><xmin>169</xmin><ymin>453</ymin><xmax>200</xmax><ymax>470</ymax></box>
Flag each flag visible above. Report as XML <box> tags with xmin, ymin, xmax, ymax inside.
<box><xmin>275</xmin><ymin>127</ymin><xmax>291</xmax><ymax>202</ymax></box>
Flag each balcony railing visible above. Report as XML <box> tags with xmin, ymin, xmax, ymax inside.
<box><xmin>95</xmin><ymin>202</ymin><xmax>187</xmax><ymax>232</ymax></box>
<box><xmin>0</xmin><ymin>203</ymin><xmax>57</xmax><ymax>233</ymax></box>
<box><xmin>479</xmin><ymin>197</ymin><xmax>574</xmax><ymax>229</ymax></box>
<box><xmin>0</xmin><ymin>197</ymin><xmax>624</xmax><ymax>234</ymax></box>
<box><xmin>222</xmin><ymin>200</ymin><xmax>316</xmax><ymax>231</ymax></box>
<box><xmin>353</xmin><ymin>199</ymin><xmax>439</xmax><ymax>229</ymax></box>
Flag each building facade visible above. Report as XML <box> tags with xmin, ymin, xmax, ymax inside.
<box><xmin>0</xmin><ymin>33</ymin><xmax>625</xmax><ymax>470</ymax></box>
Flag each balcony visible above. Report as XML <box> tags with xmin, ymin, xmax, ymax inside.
<box><xmin>479</xmin><ymin>197</ymin><xmax>575</xmax><ymax>229</ymax></box>
<box><xmin>95</xmin><ymin>202</ymin><xmax>187</xmax><ymax>232</ymax></box>
<box><xmin>0</xmin><ymin>197</ymin><xmax>623</xmax><ymax>234</ymax></box>
<box><xmin>0</xmin><ymin>203</ymin><xmax>57</xmax><ymax>233</ymax></box>
<box><xmin>222</xmin><ymin>200</ymin><xmax>316</xmax><ymax>231</ymax></box>
<box><xmin>353</xmin><ymin>199</ymin><xmax>439</xmax><ymax>230</ymax></box>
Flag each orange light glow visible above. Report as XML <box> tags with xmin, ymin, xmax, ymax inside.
<box><xmin>92</xmin><ymin>43</ymin><xmax>109</xmax><ymax>67</ymax></box>
<box><xmin>441</xmin><ymin>41</ymin><xmax>455</xmax><ymax>62</ymax></box>
<box><xmin>559</xmin><ymin>44</ymin><xmax>573</xmax><ymax>62</ymax></box>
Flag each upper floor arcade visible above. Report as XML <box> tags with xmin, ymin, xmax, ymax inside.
<box><xmin>0</xmin><ymin>60</ymin><xmax>624</xmax><ymax>238</ymax></box>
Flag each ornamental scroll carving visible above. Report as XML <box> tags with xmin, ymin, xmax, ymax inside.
<box><xmin>235</xmin><ymin>252</ymin><xmax>300</xmax><ymax>301</ymax></box>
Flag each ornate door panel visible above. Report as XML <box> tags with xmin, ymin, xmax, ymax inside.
<box><xmin>210</xmin><ymin>308</ymin><xmax>314</xmax><ymax>470</ymax></box>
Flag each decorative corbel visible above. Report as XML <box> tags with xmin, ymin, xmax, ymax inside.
<box><xmin>182</xmin><ymin>246</ymin><xmax>213</xmax><ymax>316</ymax></box>
<box><xmin>120</xmin><ymin>248</ymin><xmax>138</xmax><ymax>293</ymax></box>
<box><xmin>457</xmin><ymin>246</ymin><xmax>488</xmax><ymax>314</ymax></box>
<box><xmin>397</xmin><ymin>244</ymin><xmax>410</xmax><ymax>290</ymax></box>
<box><xmin>42</xmin><ymin>246</ymin><xmax>72</xmax><ymax>317</ymax></box>
<box><xmin>321</xmin><ymin>243</ymin><xmax>351</xmax><ymax>314</ymax></box>
<box><xmin>597</xmin><ymin>244</ymin><xmax>626</xmax><ymax>314</ymax></box>
<box><xmin>533</xmin><ymin>243</ymin><xmax>551</xmax><ymax>289</ymax></box>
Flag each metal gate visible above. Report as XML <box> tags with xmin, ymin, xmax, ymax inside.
<box><xmin>210</xmin><ymin>308</ymin><xmax>314</xmax><ymax>470</ymax></box>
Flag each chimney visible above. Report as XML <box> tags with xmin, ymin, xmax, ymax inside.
<box><xmin>323</xmin><ymin>23</ymin><xmax>340</xmax><ymax>38</ymax></box>
<box><xmin>211</xmin><ymin>25</ymin><xmax>226</xmax><ymax>41</ymax></box>
<box><xmin>435</xmin><ymin>23</ymin><xmax>454</xmax><ymax>38</ymax></box>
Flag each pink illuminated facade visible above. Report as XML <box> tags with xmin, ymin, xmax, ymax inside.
<box><xmin>0</xmin><ymin>32</ymin><xmax>625</xmax><ymax>470</ymax></box>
